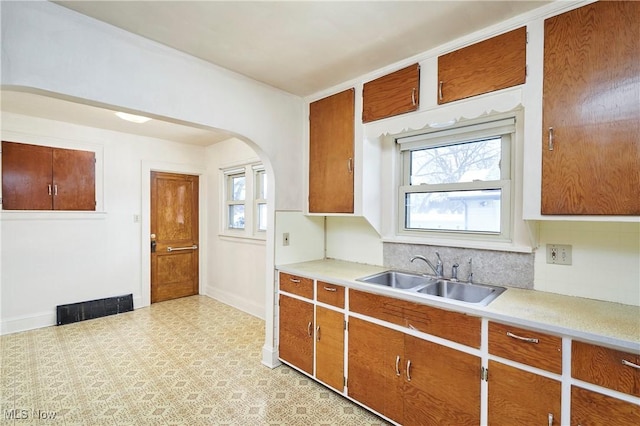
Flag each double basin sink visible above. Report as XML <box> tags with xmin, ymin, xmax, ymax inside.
<box><xmin>356</xmin><ymin>270</ymin><xmax>505</xmax><ymax>306</ymax></box>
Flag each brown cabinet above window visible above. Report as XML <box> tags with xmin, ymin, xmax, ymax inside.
<box><xmin>362</xmin><ymin>63</ymin><xmax>420</xmax><ymax>123</ymax></box>
<box><xmin>437</xmin><ymin>26</ymin><xmax>526</xmax><ymax>104</ymax></box>
<box><xmin>2</xmin><ymin>141</ymin><xmax>96</xmax><ymax>211</ymax></box>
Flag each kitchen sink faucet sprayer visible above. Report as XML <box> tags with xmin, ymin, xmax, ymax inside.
<box><xmin>410</xmin><ymin>252</ymin><xmax>444</xmax><ymax>278</ymax></box>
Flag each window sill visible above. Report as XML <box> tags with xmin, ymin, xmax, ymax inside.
<box><xmin>218</xmin><ymin>233</ymin><xmax>266</xmax><ymax>244</ymax></box>
<box><xmin>382</xmin><ymin>234</ymin><xmax>533</xmax><ymax>253</ymax></box>
<box><xmin>0</xmin><ymin>210</ymin><xmax>107</xmax><ymax>221</ymax></box>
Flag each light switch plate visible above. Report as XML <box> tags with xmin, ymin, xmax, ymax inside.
<box><xmin>546</xmin><ymin>244</ymin><xmax>572</xmax><ymax>265</ymax></box>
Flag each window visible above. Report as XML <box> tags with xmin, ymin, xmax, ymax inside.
<box><xmin>397</xmin><ymin>117</ymin><xmax>515</xmax><ymax>241</ymax></box>
<box><xmin>222</xmin><ymin>163</ymin><xmax>267</xmax><ymax>238</ymax></box>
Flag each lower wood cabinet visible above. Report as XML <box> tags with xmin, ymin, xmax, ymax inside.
<box><xmin>571</xmin><ymin>386</ymin><xmax>640</xmax><ymax>426</ymax></box>
<box><xmin>488</xmin><ymin>360</ymin><xmax>561</xmax><ymax>425</ymax></box>
<box><xmin>278</xmin><ymin>294</ymin><xmax>314</xmax><ymax>375</ymax></box>
<box><xmin>315</xmin><ymin>306</ymin><xmax>344</xmax><ymax>391</ymax></box>
<box><xmin>348</xmin><ymin>317</ymin><xmax>480</xmax><ymax>425</ymax></box>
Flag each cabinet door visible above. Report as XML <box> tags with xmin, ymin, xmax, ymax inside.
<box><xmin>542</xmin><ymin>1</ymin><xmax>640</xmax><ymax>215</ymax></box>
<box><xmin>1</xmin><ymin>141</ymin><xmax>52</xmax><ymax>210</ymax></box>
<box><xmin>571</xmin><ymin>385</ymin><xmax>640</xmax><ymax>426</ymax></box>
<box><xmin>362</xmin><ymin>63</ymin><xmax>420</xmax><ymax>123</ymax></box>
<box><xmin>309</xmin><ymin>88</ymin><xmax>354</xmax><ymax>213</ymax></box>
<box><xmin>53</xmin><ymin>147</ymin><xmax>96</xmax><ymax>210</ymax></box>
<box><xmin>437</xmin><ymin>27</ymin><xmax>526</xmax><ymax>104</ymax></box>
<box><xmin>278</xmin><ymin>294</ymin><xmax>314</xmax><ymax>374</ymax></box>
<box><xmin>348</xmin><ymin>317</ymin><xmax>404</xmax><ymax>423</ymax></box>
<box><xmin>404</xmin><ymin>336</ymin><xmax>480</xmax><ymax>426</ymax></box>
<box><xmin>315</xmin><ymin>306</ymin><xmax>344</xmax><ymax>391</ymax></box>
<box><xmin>488</xmin><ymin>361</ymin><xmax>561</xmax><ymax>426</ymax></box>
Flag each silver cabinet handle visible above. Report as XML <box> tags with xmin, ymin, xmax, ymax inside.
<box><xmin>323</xmin><ymin>286</ymin><xmax>337</xmax><ymax>292</ymax></box>
<box><xmin>548</xmin><ymin>413</ymin><xmax>554</xmax><ymax>426</ymax></box>
<box><xmin>347</xmin><ymin>158</ymin><xmax>353</xmax><ymax>173</ymax></box>
<box><xmin>167</xmin><ymin>245</ymin><xmax>197</xmax><ymax>252</ymax></box>
<box><xmin>395</xmin><ymin>355</ymin><xmax>401</xmax><ymax>377</ymax></box>
<box><xmin>548</xmin><ymin>127</ymin><xmax>554</xmax><ymax>151</ymax></box>
<box><xmin>289</xmin><ymin>278</ymin><xmax>301</xmax><ymax>283</ymax></box>
<box><xmin>622</xmin><ymin>359</ymin><xmax>640</xmax><ymax>369</ymax></box>
<box><xmin>506</xmin><ymin>331</ymin><xmax>539</xmax><ymax>344</ymax></box>
<box><xmin>438</xmin><ymin>81</ymin><xmax>443</xmax><ymax>101</ymax></box>
<box><xmin>48</xmin><ymin>184</ymin><xmax>52</xmax><ymax>196</ymax></box>
<box><xmin>54</xmin><ymin>184</ymin><xmax>58</xmax><ymax>196</ymax></box>
<box><xmin>406</xmin><ymin>360</ymin><xmax>412</xmax><ymax>382</ymax></box>
<box><xmin>307</xmin><ymin>321</ymin><xmax>312</xmax><ymax>337</ymax></box>
<box><xmin>411</xmin><ymin>87</ymin><xmax>416</xmax><ymax>106</ymax></box>
<box><xmin>316</xmin><ymin>325</ymin><xmax>321</xmax><ymax>341</ymax></box>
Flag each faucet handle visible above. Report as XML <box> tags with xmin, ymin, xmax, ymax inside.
<box><xmin>451</xmin><ymin>263</ymin><xmax>459</xmax><ymax>281</ymax></box>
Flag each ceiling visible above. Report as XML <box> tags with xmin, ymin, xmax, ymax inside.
<box><xmin>3</xmin><ymin>1</ymin><xmax>550</xmax><ymax>145</ymax></box>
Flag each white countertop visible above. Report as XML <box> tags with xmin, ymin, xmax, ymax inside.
<box><xmin>277</xmin><ymin>258</ymin><xmax>640</xmax><ymax>352</ymax></box>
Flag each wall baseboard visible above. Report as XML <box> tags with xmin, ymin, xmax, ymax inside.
<box><xmin>205</xmin><ymin>286</ymin><xmax>265</xmax><ymax>320</ymax></box>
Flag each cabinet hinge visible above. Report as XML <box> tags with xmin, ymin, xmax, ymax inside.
<box><xmin>344</xmin><ymin>320</ymin><xmax>348</xmax><ymax>331</ymax></box>
<box><xmin>481</xmin><ymin>366</ymin><xmax>489</xmax><ymax>382</ymax></box>
<box><xmin>526</xmin><ymin>31</ymin><xmax>529</xmax><ymax>44</ymax></box>
<box><xmin>344</xmin><ymin>376</ymin><xmax>347</xmax><ymax>387</ymax></box>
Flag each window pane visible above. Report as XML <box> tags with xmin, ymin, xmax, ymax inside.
<box><xmin>256</xmin><ymin>170</ymin><xmax>267</xmax><ymax>199</ymax></box>
<box><xmin>257</xmin><ymin>203</ymin><xmax>267</xmax><ymax>231</ymax></box>
<box><xmin>228</xmin><ymin>205</ymin><xmax>245</xmax><ymax>229</ymax></box>
<box><xmin>410</xmin><ymin>138</ymin><xmax>501</xmax><ymax>185</ymax></box>
<box><xmin>231</xmin><ymin>175</ymin><xmax>245</xmax><ymax>201</ymax></box>
<box><xmin>405</xmin><ymin>189</ymin><xmax>501</xmax><ymax>233</ymax></box>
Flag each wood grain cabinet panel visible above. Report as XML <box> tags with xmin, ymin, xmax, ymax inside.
<box><xmin>278</xmin><ymin>294</ymin><xmax>314</xmax><ymax>375</ymax></box>
<box><xmin>488</xmin><ymin>360</ymin><xmax>561</xmax><ymax>426</ymax></box>
<box><xmin>362</xmin><ymin>63</ymin><xmax>420</xmax><ymax>123</ymax></box>
<box><xmin>489</xmin><ymin>321</ymin><xmax>562</xmax><ymax>374</ymax></box>
<box><xmin>542</xmin><ymin>1</ymin><xmax>640</xmax><ymax>215</ymax></box>
<box><xmin>315</xmin><ymin>306</ymin><xmax>344</xmax><ymax>392</ymax></box>
<box><xmin>349</xmin><ymin>289</ymin><xmax>405</xmax><ymax>327</ymax></box>
<box><xmin>279</xmin><ymin>272</ymin><xmax>314</xmax><ymax>299</ymax></box>
<box><xmin>2</xmin><ymin>141</ymin><xmax>95</xmax><ymax>211</ymax></box>
<box><xmin>571</xmin><ymin>385</ymin><xmax>640</xmax><ymax>426</ymax></box>
<box><xmin>572</xmin><ymin>341</ymin><xmax>640</xmax><ymax>397</ymax></box>
<box><xmin>403</xmin><ymin>301</ymin><xmax>480</xmax><ymax>348</ymax></box>
<box><xmin>348</xmin><ymin>317</ymin><xmax>405</xmax><ymax>424</ymax></box>
<box><xmin>309</xmin><ymin>88</ymin><xmax>354</xmax><ymax>213</ymax></box>
<box><xmin>437</xmin><ymin>27</ymin><xmax>526</xmax><ymax>104</ymax></box>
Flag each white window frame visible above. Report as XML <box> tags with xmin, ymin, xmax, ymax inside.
<box><xmin>254</xmin><ymin>165</ymin><xmax>267</xmax><ymax>234</ymax></box>
<box><xmin>396</xmin><ymin>116</ymin><xmax>516</xmax><ymax>243</ymax></box>
<box><xmin>221</xmin><ymin>162</ymin><xmax>266</xmax><ymax>240</ymax></box>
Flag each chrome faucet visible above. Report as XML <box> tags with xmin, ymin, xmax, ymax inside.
<box><xmin>467</xmin><ymin>258</ymin><xmax>474</xmax><ymax>283</ymax></box>
<box><xmin>451</xmin><ymin>263</ymin><xmax>459</xmax><ymax>282</ymax></box>
<box><xmin>410</xmin><ymin>252</ymin><xmax>444</xmax><ymax>278</ymax></box>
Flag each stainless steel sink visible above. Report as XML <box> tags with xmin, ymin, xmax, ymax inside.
<box><xmin>356</xmin><ymin>270</ymin><xmax>438</xmax><ymax>289</ymax></box>
<box><xmin>356</xmin><ymin>270</ymin><xmax>505</xmax><ymax>306</ymax></box>
<box><xmin>416</xmin><ymin>280</ymin><xmax>505</xmax><ymax>306</ymax></box>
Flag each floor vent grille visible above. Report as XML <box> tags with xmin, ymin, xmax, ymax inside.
<box><xmin>56</xmin><ymin>294</ymin><xmax>134</xmax><ymax>326</ymax></box>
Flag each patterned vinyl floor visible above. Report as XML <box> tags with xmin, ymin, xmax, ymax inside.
<box><xmin>0</xmin><ymin>295</ymin><xmax>389</xmax><ymax>425</ymax></box>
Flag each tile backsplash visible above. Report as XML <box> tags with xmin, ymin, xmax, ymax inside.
<box><xmin>383</xmin><ymin>242</ymin><xmax>534</xmax><ymax>289</ymax></box>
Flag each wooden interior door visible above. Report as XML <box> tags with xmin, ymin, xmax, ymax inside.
<box><xmin>150</xmin><ymin>171</ymin><xmax>199</xmax><ymax>303</ymax></box>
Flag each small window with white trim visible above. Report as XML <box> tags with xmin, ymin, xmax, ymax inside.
<box><xmin>397</xmin><ymin>117</ymin><xmax>515</xmax><ymax>241</ymax></box>
<box><xmin>222</xmin><ymin>163</ymin><xmax>266</xmax><ymax>239</ymax></box>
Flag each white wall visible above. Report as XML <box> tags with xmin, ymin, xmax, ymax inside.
<box><xmin>204</xmin><ymin>138</ymin><xmax>267</xmax><ymax>319</ymax></box>
<box><xmin>0</xmin><ymin>113</ymin><xmax>208</xmax><ymax>333</ymax></box>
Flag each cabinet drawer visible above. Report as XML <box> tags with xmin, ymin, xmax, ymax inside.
<box><xmin>279</xmin><ymin>272</ymin><xmax>314</xmax><ymax>299</ymax></box>
<box><xmin>316</xmin><ymin>281</ymin><xmax>345</xmax><ymax>308</ymax></box>
<box><xmin>572</xmin><ymin>340</ymin><xmax>640</xmax><ymax>397</ymax></box>
<box><xmin>489</xmin><ymin>322</ymin><xmax>562</xmax><ymax>374</ymax></box>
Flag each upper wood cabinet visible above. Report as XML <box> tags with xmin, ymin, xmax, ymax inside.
<box><xmin>437</xmin><ymin>26</ymin><xmax>526</xmax><ymax>104</ymax></box>
<box><xmin>2</xmin><ymin>141</ymin><xmax>95</xmax><ymax>211</ymax></box>
<box><xmin>309</xmin><ymin>88</ymin><xmax>354</xmax><ymax>213</ymax></box>
<box><xmin>362</xmin><ymin>63</ymin><xmax>420</xmax><ymax>123</ymax></box>
<box><xmin>541</xmin><ymin>1</ymin><xmax>640</xmax><ymax>215</ymax></box>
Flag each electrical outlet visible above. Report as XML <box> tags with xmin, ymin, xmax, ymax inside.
<box><xmin>546</xmin><ymin>244</ymin><xmax>572</xmax><ymax>265</ymax></box>
<box><xmin>283</xmin><ymin>233</ymin><xmax>290</xmax><ymax>246</ymax></box>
